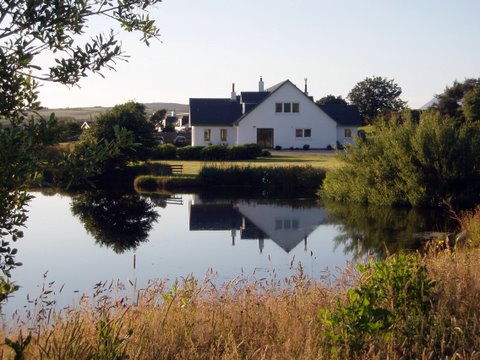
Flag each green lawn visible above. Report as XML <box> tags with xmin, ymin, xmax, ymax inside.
<box><xmin>156</xmin><ymin>151</ymin><xmax>343</xmax><ymax>176</ymax></box>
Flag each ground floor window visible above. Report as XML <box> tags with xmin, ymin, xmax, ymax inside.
<box><xmin>344</xmin><ymin>128</ymin><xmax>352</xmax><ymax>138</ymax></box>
<box><xmin>220</xmin><ymin>128</ymin><xmax>228</xmax><ymax>141</ymax></box>
<box><xmin>204</xmin><ymin>129</ymin><xmax>211</xmax><ymax>141</ymax></box>
<box><xmin>295</xmin><ymin>129</ymin><xmax>311</xmax><ymax>138</ymax></box>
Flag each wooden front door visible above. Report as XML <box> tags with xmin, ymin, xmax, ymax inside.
<box><xmin>257</xmin><ymin>128</ymin><xmax>274</xmax><ymax>148</ymax></box>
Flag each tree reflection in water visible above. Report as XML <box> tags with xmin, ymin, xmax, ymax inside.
<box><xmin>322</xmin><ymin>200</ymin><xmax>454</xmax><ymax>259</ymax></box>
<box><xmin>71</xmin><ymin>191</ymin><xmax>159</xmax><ymax>253</ymax></box>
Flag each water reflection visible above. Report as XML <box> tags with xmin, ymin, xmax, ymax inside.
<box><xmin>187</xmin><ymin>194</ymin><xmax>453</xmax><ymax>256</ymax></box>
<box><xmin>70</xmin><ymin>191</ymin><xmax>159</xmax><ymax>253</ymax></box>
<box><xmin>322</xmin><ymin>200</ymin><xmax>453</xmax><ymax>258</ymax></box>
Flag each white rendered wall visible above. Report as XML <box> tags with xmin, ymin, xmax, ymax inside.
<box><xmin>336</xmin><ymin>126</ymin><xmax>359</xmax><ymax>146</ymax></box>
<box><xmin>236</xmin><ymin>82</ymin><xmax>337</xmax><ymax>149</ymax></box>
<box><xmin>191</xmin><ymin>126</ymin><xmax>237</xmax><ymax>146</ymax></box>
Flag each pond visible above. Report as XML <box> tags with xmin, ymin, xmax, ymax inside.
<box><xmin>1</xmin><ymin>190</ymin><xmax>452</xmax><ymax>318</ymax></box>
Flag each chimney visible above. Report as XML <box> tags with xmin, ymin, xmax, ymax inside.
<box><xmin>304</xmin><ymin>78</ymin><xmax>308</xmax><ymax>96</ymax></box>
<box><xmin>231</xmin><ymin>83</ymin><xmax>236</xmax><ymax>101</ymax></box>
<box><xmin>259</xmin><ymin>76</ymin><xmax>264</xmax><ymax>92</ymax></box>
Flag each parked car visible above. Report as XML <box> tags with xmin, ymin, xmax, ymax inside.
<box><xmin>153</xmin><ymin>134</ymin><xmax>164</xmax><ymax>144</ymax></box>
<box><xmin>174</xmin><ymin>135</ymin><xmax>187</xmax><ymax>147</ymax></box>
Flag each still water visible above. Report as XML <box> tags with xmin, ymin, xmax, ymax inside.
<box><xmin>2</xmin><ymin>191</ymin><xmax>451</xmax><ymax>316</ymax></box>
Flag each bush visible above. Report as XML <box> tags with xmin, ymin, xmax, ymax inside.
<box><xmin>274</xmin><ymin>145</ymin><xmax>282</xmax><ymax>150</ymax></box>
<box><xmin>303</xmin><ymin>144</ymin><xmax>310</xmax><ymax>150</ymax></box>
<box><xmin>321</xmin><ymin>110</ymin><xmax>480</xmax><ymax>206</ymax></box>
<box><xmin>201</xmin><ymin>144</ymin><xmax>228</xmax><ymax>160</ymax></box>
<box><xmin>322</xmin><ymin>253</ymin><xmax>435</xmax><ymax>357</ymax></box>
<box><xmin>177</xmin><ymin>146</ymin><xmax>204</xmax><ymax>160</ymax></box>
<box><xmin>260</xmin><ymin>150</ymin><xmax>271</xmax><ymax>157</ymax></box>
<box><xmin>150</xmin><ymin>143</ymin><xmax>176</xmax><ymax>160</ymax></box>
<box><xmin>197</xmin><ymin>165</ymin><xmax>325</xmax><ymax>197</ymax></box>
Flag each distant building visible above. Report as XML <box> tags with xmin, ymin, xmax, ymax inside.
<box><xmin>189</xmin><ymin>77</ymin><xmax>362</xmax><ymax>148</ymax></box>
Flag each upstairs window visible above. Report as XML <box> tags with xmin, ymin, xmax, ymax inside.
<box><xmin>275</xmin><ymin>102</ymin><xmax>300</xmax><ymax>113</ymax></box>
<box><xmin>344</xmin><ymin>129</ymin><xmax>352</xmax><ymax>138</ymax></box>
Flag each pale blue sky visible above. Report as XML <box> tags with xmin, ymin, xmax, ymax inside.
<box><xmin>39</xmin><ymin>0</ymin><xmax>480</xmax><ymax>109</ymax></box>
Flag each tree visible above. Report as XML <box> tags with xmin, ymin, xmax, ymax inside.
<box><xmin>347</xmin><ymin>76</ymin><xmax>406</xmax><ymax>123</ymax></box>
<box><xmin>316</xmin><ymin>95</ymin><xmax>348</xmax><ymax>106</ymax></box>
<box><xmin>150</xmin><ymin>109</ymin><xmax>167</xmax><ymax>127</ymax></box>
<box><xmin>463</xmin><ymin>87</ymin><xmax>480</xmax><ymax>122</ymax></box>
<box><xmin>435</xmin><ymin>78</ymin><xmax>480</xmax><ymax>118</ymax></box>
<box><xmin>0</xmin><ymin>0</ymin><xmax>162</xmax><ymax>302</ymax></box>
<box><xmin>80</xmin><ymin>101</ymin><xmax>155</xmax><ymax>160</ymax></box>
<box><xmin>321</xmin><ymin>111</ymin><xmax>480</xmax><ymax>207</ymax></box>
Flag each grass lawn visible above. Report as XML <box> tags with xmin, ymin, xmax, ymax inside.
<box><xmin>156</xmin><ymin>151</ymin><xmax>343</xmax><ymax>176</ymax></box>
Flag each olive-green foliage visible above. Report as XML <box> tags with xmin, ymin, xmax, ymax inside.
<box><xmin>56</xmin><ymin>120</ymin><xmax>82</xmax><ymax>141</ymax></box>
<box><xmin>176</xmin><ymin>146</ymin><xmax>204</xmax><ymax>160</ymax></box>
<box><xmin>151</xmin><ymin>143</ymin><xmax>177</xmax><ymax>160</ymax></box>
<box><xmin>321</xmin><ymin>110</ymin><xmax>480</xmax><ymax>206</ymax></box>
<box><xmin>463</xmin><ymin>87</ymin><xmax>480</xmax><ymax>123</ymax></box>
<box><xmin>322</xmin><ymin>253</ymin><xmax>435</xmax><ymax>357</ymax></box>
<box><xmin>80</xmin><ymin>102</ymin><xmax>155</xmax><ymax>160</ymax></box>
<box><xmin>197</xmin><ymin>165</ymin><xmax>325</xmax><ymax>197</ymax></box>
<box><xmin>176</xmin><ymin>144</ymin><xmax>262</xmax><ymax>161</ymax></box>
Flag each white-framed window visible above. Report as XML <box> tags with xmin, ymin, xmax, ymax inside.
<box><xmin>275</xmin><ymin>102</ymin><xmax>300</xmax><ymax>113</ymax></box>
<box><xmin>204</xmin><ymin>129</ymin><xmax>211</xmax><ymax>142</ymax></box>
<box><xmin>344</xmin><ymin>129</ymin><xmax>352</xmax><ymax>138</ymax></box>
<box><xmin>295</xmin><ymin>129</ymin><xmax>311</xmax><ymax>138</ymax></box>
<box><xmin>220</xmin><ymin>128</ymin><xmax>228</xmax><ymax>141</ymax></box>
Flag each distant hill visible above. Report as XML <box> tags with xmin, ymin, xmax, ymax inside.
<box><xmin>33</xmin><ymin>102</ymin><xmax>189</xmax><ymax>123</ymax></box>
<box><xmin>144</xmin><ymin>102</ymin><xmax>189</xmax><ymax>112</ymax></box>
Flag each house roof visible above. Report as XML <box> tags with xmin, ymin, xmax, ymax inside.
<box><xmin>318</xmin><ymin>104</ymin><xmax>363</xmax><ymax>126</ymax></box>
<box><xmin>240</xmin><ymin>91</ymin><xmax>269</xmax><ymax>104</ymax></box>
<box><xmin>190</xmin><ymin>98</ymin><xmax>242</xmax><ymax>126</ymax></box>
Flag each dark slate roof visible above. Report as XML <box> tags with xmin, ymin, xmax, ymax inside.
<box><xmin>240</xmin><ymin>91</ymin><xmax>269</xmax><ymax>104</ymax></box>
<box><xmin>189</xmin><ymin>204</ymin><xmax>243</xmax><ymax>231</ymax></box>
<box><xmin>190</xmin><ymin>98</ymin><xmax>242</xmax><ymax>126</ymax></box>
<box><xmin>318</xmin><ymin>104</ymin><xmax>363</xmax><ymax>126</ymax></box>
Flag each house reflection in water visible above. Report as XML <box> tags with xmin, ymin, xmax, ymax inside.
<box><xmin>188</xmin><ymin>195</ymin><xmax>328</xmax><ymax>253</ymax></box>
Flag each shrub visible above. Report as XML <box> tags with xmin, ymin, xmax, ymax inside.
<box><xmin>197</xmin><ymin>165</ymin><xmax>325</xmax><ymax>197</ymax></box>
<box><xmin>274</xmin><ymin>145</ymin><xmax>282</xmax><ymax>150</ymax></box>
<box><xmin>322</xmin><ymin>253</ymin><xmax>435</xmax><ymax>357</ymax></box>
<box><xmin>303</xmin><ymin>144</ymin><xmax>310</xmax><ymax>150</ymax></box>
<box><xmin>176</xmin><ymin>146</ymin><xmax>204</xmax><ymax>160</ymax></box>
<box><xmin>260</xmin><ymin>150</ymin><xmax>271</xmax><ymax>157</ymax></box>
<box><xmin>201</xmin><ymin>144</ymin><xmax>228</xmax><ymax>160</ymax></box>
<box><xmin>321</xmin><ymin>110</ymin><xmax>480</xmax><ymax>206</ymax></box>
<box><xmin>150</xmin><ymin>143</ymin><xmax>176</xmax><ymax>160</ymax></box>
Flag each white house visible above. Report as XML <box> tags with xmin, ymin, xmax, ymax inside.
<box><xmin>189</xmin><ymin>78</ymin><xmax>362</xmax><ymax>149</ymax></box>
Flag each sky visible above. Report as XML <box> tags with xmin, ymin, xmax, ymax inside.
<box><xmin>37</xmin><ymin>0</ymin><xmax>480</xmax><ymax>110</ymax></box>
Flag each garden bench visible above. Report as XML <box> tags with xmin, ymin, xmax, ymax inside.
<box><xmin>169</xmin><ymin>164</ymin><xmax>183</xmax><ymax>175</ymax></box>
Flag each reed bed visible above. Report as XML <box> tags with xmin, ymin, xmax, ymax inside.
<box><xmin>2</xmin><ymin>211</ymin><xmax>480</xmax><ymax>359</ymax></box>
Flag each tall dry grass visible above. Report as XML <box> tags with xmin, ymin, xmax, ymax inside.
<box><xmin>2</xmin><ymin>209</ymin><xmax>480</xmax><ymax>359</ymax></box>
